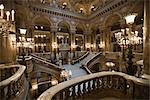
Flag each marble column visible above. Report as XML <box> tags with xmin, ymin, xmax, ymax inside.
<box><xmin>70</xmin><ymin>26</ymin><xmax>76</xmax><ymax>47</ymax></box>
<box><xmin>103</xmin><ymin>27</ymin><xmax>111</xmax><ymax>52</ymax></box>
<box><xmin>51</xmin><ymin>24</ymin><xmax>58</xmax><ymax>59</ymax></box>
<box><xmin>91</xmin><ymin>31</ymin><xmax>96</xmax><ymax>52</ymax></box>
<box><xmin>83</xmin><ymin>31</ymin><xmax>87</xmax><ymax>51</ymax></box>
<box><xmin>70</xmin><ymin>27</ymin><xmax>76</xmax><ymax>60</ymax></box>
<box><xmin>0</xmin><ymin>21</ymin><xmax>16</xmax><ymax>64</ymax></box>
<box><xmin>143</xmin><ymin>0</ymin><xmax>150</xmax><ymax>75</ymax></box>
<box><xmin>84</xmin><ymin>30</ymin><xmax>91</xmax><ymax>51</ymax></box>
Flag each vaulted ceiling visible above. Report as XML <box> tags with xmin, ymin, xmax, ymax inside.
<box><xmin>37</xmin><ymin>0</ymin><xmax>112</xmax><ymax>15</ymax></box>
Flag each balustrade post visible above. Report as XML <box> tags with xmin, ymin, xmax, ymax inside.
<box><xmin>126</xmin><ymin>80</ymin><xmax>134</xmax><ymax>99</ymax></box>
<box><xmin>96</xmin><ymin>78</ymin><xmax>100</xmax><ymax>89</ymax></box>
<box><xmin>87</xmin><ymin>80</ymin><xmax>91</xmax><ymax>93</ymax></box>
<box><xmin>71</xmin><ymin>85</ymin><xmax>76</xmax><ymax>99</ymax></box>
<box><xmin>64</xmin><ymin>87</ymin><xmax>70</xmax><ymax>100</ymax></box>
<box><xmin>54</xmin><ymin>92</ymin><xmax>61</xmax><ymax>100</ymax></box>
<box><xmin>77</xmin><ymin>83</ymin><xmax>82</xmax><ymax>97</ymax></box>
<box><xmin>82</xmin><ymin>82</ymin><xmax>87</xmax><ymax>95</ymax></box>
<box><xmin>92</xmin><ymin>78</ymin><xmax>96</xmax><ymax>90</ymax></box>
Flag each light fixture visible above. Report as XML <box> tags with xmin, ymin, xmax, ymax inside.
<box><xmin>98</xmin><ymin>41</ymin><xmax>105</xmax><ymax>48</ymax></box>
<box><xmin>51</xmin><ymin>79</ymin><xmax>58</xmax><ymax>85</ymax></box>
<box><xmin>85</xmin><ymin>43</ymin><xmax>91</xmax><ymax>48</ymax></box>
<box><xmin>124</xmin><ymin>13</ymin><xmax>137</xmax><ymax>24</ymax></box>
<box><xmin>35</xmin><ymin>26</ymin><xmax>38</xmax><ymax>29</ymax></box>
<box><xmin>20</xmin><ymin>28</ymin><xmax>27</xmax><ymax>35</ymax></box>
<box><xmin>63</xmin><ymin>2</ymin><xmax>67</xmax><ymax>6</ymax></box>
<box><xmin>71</xmin><ymin>43</ymin><xmax>76</xmax><ymax>49</ymax></box>
<box><xmin>62</xmin><ymin>2</ymin><xmax>67</xmax><ymax>9</ymax></box>
<box><xmin>52</xmin><ymin>42</ymin><xmax>58</xmax><ymax>48</ymax></box>
<box><xmin>41</xmin><ymin>26</ymin><xmax>43</xmax><ymax>29</ymax></box>
<box><xmin>9</xmin><ymin>33</ymin><xmax>16</xmax><ymax>48</ymax></box>
<box><xmin>79</xmin><ymin>8</ymin><xmax>83</xmax><ymax>13</ymax></box>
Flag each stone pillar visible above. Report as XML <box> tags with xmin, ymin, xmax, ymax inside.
<box><xmin>103</xmin><ymin>27</ymin><xmax>111</xmax><ymax>52</ymax></box>
<box><xmin>143</xmin><ymin>0</ymin><xmax>150</xmax><ymax>75</ymax></box>
<box><xmin>51</xmin><ymin>24</ymin><xmax>58</xmax><ymax>59</ymax></box>
<box><xmin>84</xmin><ymin>30</ymin><xmax>91</xmax><ymax>51</ymax></box>
<box><xmin>91</xmin><ymin>31</ymin><xmax>96</xmax><ymax>52</ymax></box>
<box><xmin>70</xmin><ymin>26</ymin><xmax>76</xmax><ymax>51</ymax></box>
<box><xmin>70</xmin><ymin>26</ymin><xmax>76</xmax><ymax>60</ymax></box>
<box><xmin>0</xmin><ymin>20</ymin><xmax>16</xmax><ymax>64</ymax></box>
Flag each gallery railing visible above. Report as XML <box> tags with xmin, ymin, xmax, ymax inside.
<box><xmin>81</xmin><ymin>52</ymin><xmax>102</xmax><ymax>74</ymax></box>
<box><xmin>0</xmin><ymin>64</ymin><xmax>26</xmax><ymax>100</ymax></box>
<box><xmin>72</xmin><ymin>52</ymin><xmax>89</xmax><ymax>64</ymax></box>
<box><xmin>37</xmin><ymin>71</ymin><xmax>149</xmax><ymax>100</ymax></box>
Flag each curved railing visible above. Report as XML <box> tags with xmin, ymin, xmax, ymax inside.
<box><xmin>72</xmin><ymin>52</ymin><xmax>89</xmax><ymax>64</ymax></box>
<box><xmin>31</xmin><ymin>54</ymin><xmax>63</xmax><ymax>70</ymax></box>
<box><xmin>17</xmin><ymin>56</ymin><xmax>33</xmax><ymax>74</ymax></box>
<box><xmin>82</xmin><ymin>52</ymin><xmax>102</xmax><ymax>74</ymax></box>
<box><xmin>37</xmin><ymin>71</ymin><xmax>150</xmax><ymax>100</ymax></box>
<box><xmin>0</xmin><ymin>64</ymin><xmax>26</xmax><ymax>100</ymax></box>
<box><xmin>31</xmin><ymin>54</ymin><xmax>64</xmax><ymax>80</ymax></box>
<box><xmin>33</xmin><ymin>52</ymin><xmax>51</xmax><ymax>60</ymax></box>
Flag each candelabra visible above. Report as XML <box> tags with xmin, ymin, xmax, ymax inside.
<box><xmin>115</xmin><ymin>13</ymin><xmax>143</xmax><ymax>75</ymax></box>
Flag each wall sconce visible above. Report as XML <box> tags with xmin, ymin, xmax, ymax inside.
<box><xmin>99</xmin><ymin>41</ymin><xmax>105</xmax><ymax>48</ymax></box>
<box><xmin>62</xmin><ymin>2</ymin><xmax>67</xmax><ymax>9</ymax></box>
<box><xmin>85</xmin><ymin>43</ymin><xmax>91</xmax><ymax>48</ymax></box>
<box><xmin>71</xmin><ymin>43</ymin><xmax>76</xmax><ymax>49</ymax></box>
<box><xmin>32</xmin><ymin>83</ymin><xmax>38</xmax><ymax>90</ymax></box>
<box><xmin>52</xmin><ymin>42</ymin><xmax>58</xmax><ymax>48</ymax></box>
<box><xmin>105</xmin><ymin>62</ymin><xmax>115</xmax><ymax>71</ymax></box>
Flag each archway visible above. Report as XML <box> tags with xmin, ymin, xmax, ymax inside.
<box><xmin>33</xmin><ymin>16</ymin><xmax>51</xmax><ymax>52</ymax></box>
<box><xmin>91</xmin><ymin>26</ymin><xmax>100</xmax><ymax>52</ymax></box>
<box><xmin>75</xmin><ymin>24</ymin><xmax>85</xmax><ymax>51</ymax></box>
<box><xmin>57</xmin><ymin>21</ymin><xmax>70</xmax><ymax>64</ymax></box>
<box><xmin>104</xmin><ymin>14</ymin><xmax>121</xmax><ymax>52</ymax></box>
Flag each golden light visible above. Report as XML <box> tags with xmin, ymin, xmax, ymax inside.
<box><xmin>52</xmin><ymin>42</ymin><xmax>58</xmax><ymax>48</ymax></box>
<box><xmin>105</xmin><ymin>62</ymin><xmax>115</xmax><ymax>67</ymax></box>
<box><xmin>63</xmin><ymin>2</ymin><xmax>67</xmax><ymax>6</ymax></box>
<box><xmin>124</xmin><ymin>13</ymin><xmax>137</xmax><ymax>24</ymax></box>
<box><xmin>85</xmin><ymin>43</ymin><xmax>91</xmax><ymax>48</ymax></box>
<box><xmin>71</xmin><ymin>43</ymin><xmax>76</xmax><ymax>49</ymax></box>
<box><xmin>9</xmin><ymin>33</ymin><xmax>16</xmax><ymax>47</ymax></box>
<box><xmin>51</xmin><ymin>79</ymin><xmax>58</xmax><ymax>85</ymax></box>
<box><xmin>99</xmin><ymin>41</ymin><xmax>105</xmax><ymax>48</ymax></box>
<box><xmin>32</xmin><ymin>84</ymin><xmax>38</xmax><ymax>90</ymax></box>
<box><xmin>20</xmin><ymin>28</ymin><xmax>27</xmax><ymax>35</ymax></box>
<box><xmin>0</xmin><ymin>4</ymin><xmax>4</xmax><ymax>9</ymax></box>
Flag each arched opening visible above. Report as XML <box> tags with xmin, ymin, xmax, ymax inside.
<box><xmin>57</xmin><ymin>21</ymin><xmax>70</xmax><ymax>64</ymax></box>
<box><xmin>75</xmin><ymin>24</ymin><xmax>85</xmax><ymax>51</ymax></box>
<box><xmin>104</xmin><ymin>14</ymin><xmax>121</xmax><ymax>52</ymax></box>
<box><xmin>33</xmin><ymin>16</ymin><xmax>51</xmax><ymax>53</ymax></box>
<box><xmin>91</xmin><ymin>26</ymin><xmax>100</xmax><ymax>52</ymax></box>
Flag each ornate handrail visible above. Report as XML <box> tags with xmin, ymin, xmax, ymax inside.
<box><xmin>72</xmin><ymin>52</ymin><xmax>89</xmax><ymax>64</ymax></box>
<box><xmin>0</xmin><ymin>65</ymin><xmax>26</xmax><ymax>86</ymax></box>
<box><xmin>31</xmin><ymin>54</ymin><xmax>63</xmax><ymax>70</ymax></box>
<box><xmin>82</xmin><ymin>52</ymin><xmax>101</xmax><ymax>73</ymax></box>
<box><xmin>0</xmin><ymin>64</ymin><xmax>26</xmax><ymax>99</ymax></box>
<box><xmin>37</xmin><ymin>71</ymin><xmax>150</xmax><ymax>100</ymax></box>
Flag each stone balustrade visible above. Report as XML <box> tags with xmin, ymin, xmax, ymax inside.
<box><xmin>31</xmin><ymin>54</ymin><xmax>64</xmax><ymax>81</ymax></box>
<box><xmin>33</xmin><ymin>52</ymin><xmax>51</xmax><ymax>60</ymax></box>
<box><xmin>72</xmin><ymin>51</ymin><xmax>89</xmax><ymax>64</ymax></box>
<box><xmin>81</xmin><ymin>52</ymin><xmax>102</xmax><ymax>74</ymax></box>
<box><xmin>0</xmin><ymin>64</ymin><xmax>26</xmax><ymax>100</ymax></box>
<box><xmin>37</xmin><ymin>71</ymin><xmax>149</xmax><ymax>100</ymax></box>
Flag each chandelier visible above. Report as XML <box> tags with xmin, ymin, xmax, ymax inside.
<box><xmin>115</xmin><ymin>28</ymin><xmax>142</xmax><ymax>47</ymax></box>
